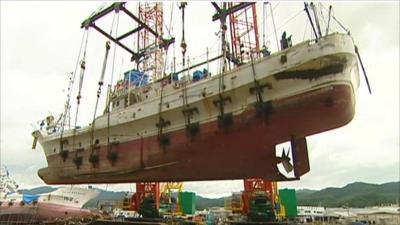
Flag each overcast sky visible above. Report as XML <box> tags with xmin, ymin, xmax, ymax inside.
<box><xmin>1</xmin><ymin>1</ymin><xmax>399</xmax><ymax>198</ymax></box>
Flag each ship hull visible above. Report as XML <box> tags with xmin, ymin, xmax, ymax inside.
<box><xmin>35</xmin><ymin>33</ymin><xmax>360</xmax><ymax>184</ymax></box>
<box><xmin>0</xmin><ymin>202</ymin><xmax>94</xmax><ymax>223</ymax></box>
<box><xmin>38</xmin><ymin>84</ymin><xmax>355</xmax><ymax>184</ymax></box>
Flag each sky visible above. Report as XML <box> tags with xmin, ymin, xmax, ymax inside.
<box><xmin>0</xmin><ymin>1</ymin><xmax>399</xmax><ymax>198</ymax></box>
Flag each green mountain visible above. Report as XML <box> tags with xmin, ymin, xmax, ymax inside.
<box><xmin>18</xmin><ymin>181</ymin><xmax>399</xmax><ymax>209</ymax></box>
<box><xmin>196</xmin><ymin>196</ymin><xmax>226</xmax><ymax>210</ymax></box>
<box><xmin>296</xmin><ymin>181</ymin><xmax>399</xmax><ymax>207</ymax></box>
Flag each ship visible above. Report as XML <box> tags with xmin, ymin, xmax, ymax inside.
<box><xmin>0</xmin><ymin>166</ymin><xmax>100</xmax><ymax>223</ymax></box>
<box><xmin>32</xmin><ymin>2</ymin><xmax>367</xmax><ymax>185</ymax></box>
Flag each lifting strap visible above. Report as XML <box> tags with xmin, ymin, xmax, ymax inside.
<box><xmin>156</xmin><ymin>81</ymin><xmax>171</xmax><ymax>150</ymax></box>
<box><xmin>106</xmin><ymin>11</ymin><xmax>120</xmax><ymax>164</ymax></box>
<box><xmin>89</xmin><ymin>41</ymin><xmax>111</xmax><ymax>165</ymax></box>
<box><xmin>72</xmin><ymin>29</ymin><xmax>90</xmax><ymax>161</ymax></box>
<box><xmin>179</xmin><ymin>2</ymin><xmax>187</xmax><ymax>66</ymax></box>
<box><xmin>215</xmin><ymin>3</ymin><xmax>233</xmax><ymax>129</ymax></box>
<box><xmin>59</xmin><ymin>30</ymin><xmax>87</xmax><ymax>154</ymax></box>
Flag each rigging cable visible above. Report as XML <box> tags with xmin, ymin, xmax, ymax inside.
<box><xmin>302</xmin><ymin>15</ymin><xmax>309</xmax><ymax>41</ymax></box>
<box><xmin>164</xmin><ymin>2</ymin><xmax>174</xmax><ymax>37</ymax></box>
<box><xmin>310</xmin><ymin>3</ymin><xmax>322</xmax><ymax>38</ymax></box>
<box><xmin>269</xmin><ymin>2</ymin><xmax>280</xmax><ymax>51</ymax></box>
<box><xmin>320</xmin><ymin>4</ymin><xmax>349</xmax><ymax>34</ymax></box>
<box><xmin>262</xmin><ymin>2</ymin><xmax>268</xmax><ymax>47</ymax></box>
<box><xmin>245</xmin><ymin>6</ymin><xmax>263</xmax><ymax>104</ymax></box>
<box><xmin>72</xmin><ymin>28</ymin><xmax>90</xmax><ymax>161</ymax></box>
<box><xmin>91</xmin><ymin>11</ymin><xmax>116</xmax><ymax>126</ymax></box>
<box><xmin>275</xmin><ymin>10</ymin><xmax>304</xmax><ymax>36</ymax></box>
<box><xmin>73</xmin><ymin>30</ymin><xmax>90</xmax><ymax>131</ymax></box>
<box><xmin>179</xmin><ymin>2</ymin><xmax>187</xmax><ymax>67</ymax></box>
<box><xmin>106</xmin><ymin>9</ymin><xmax>120</xmax><ymax>159</ymax></box>
<box><xmin>326</xmin><ymin>5</ymin><xmax>333</xmax><ymax>36</ymax></box>
<box><xmin>89</xmin><ymin>41</ymin><xmax>112</xmax><ymax>161</ymax></box>
<box><xmin>59</xmin><ymin>30</ymin><xmax>87</xmax><ymax>152</ymax></box>
<box><xmin>216</xmin><ymin>2</ymin><xmax>228</xmax><ymax>123</ymax></box>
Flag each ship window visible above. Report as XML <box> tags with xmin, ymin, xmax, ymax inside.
<box><xmin>53</xmin><ymin>148</ymin><xmax>56</xmax><ymax>152</ymax></box>
<box><xmin>132</xmin><ymin>113</ymin><xmax>136</xmax><ymax>119</ymax></box>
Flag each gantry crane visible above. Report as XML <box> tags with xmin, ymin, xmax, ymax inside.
<box><xmin>228</xmin><ymin>2</ymin><xmax>260</xmax><ymax>66</ymax></box>
<box><xmin>128</xmin><ymin>182</ymin><xmax>183</xmax><ymax>218</ymax></box>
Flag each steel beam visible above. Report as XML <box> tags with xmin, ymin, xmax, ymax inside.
<box><xmin>212</xmin><ymin>2</ymin><xmax>255</xmax><ymax>21</ymax></box>
<box><xmin>81</xmin><ymin>2</ymin><xmax>125</xmax><ymax>28</ymax></box>
<box><xmin>91</xmin><ymin>24</ymin><xmax>136</xmax><ymax>56</ymax></box>
<box><xmin>116</xmin><ymin>26</ymin><xmax>144</xmax><ymax>41</ymax></box>
<box><xmin>120</xmin><ymin>7</ymin><xmax>159</xmax><ymax>37</ymax></box>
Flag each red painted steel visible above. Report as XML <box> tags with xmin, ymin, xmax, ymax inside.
<box><xmin>242</xmin><ymin>179</ymin><xmax>277</xmax><ymax>214</ymax></box>
<box><xmin>38</xmin><ymin>84</ymin><xmax>355</xmax><ymax>184</ymax></box>
<box><xmin>0</xmin><ymin>202</ymin><xmax>97</xmax><ymax>222</ymax></box>
<box><xmin>229</xmin><ymin>3</ymin><xmax>260</xmax><ymax>64</ymax></box>
<box><xmin>132</xmin><ymin>182</ymin><xmax>160</xmax><ymax>211</ymax></box>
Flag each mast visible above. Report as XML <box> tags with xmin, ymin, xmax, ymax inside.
<box><xmin>310</xmin><ymin>2</ymin><xmax>322</xmax><ymax>38</ymax></box>
<box><xmin>138</xmin><ymin>3</ymin><xmax>164</xmax><ymax>81</ymax></box>
<box><xmin>228</xmin><ymin>2</ymin><xmax>260</xmax><ymax>66</ymax></box>
<box><xmin>81</xmin><ymin>2</ymin><xmax>171</xmax><ymax>79</ymax></box>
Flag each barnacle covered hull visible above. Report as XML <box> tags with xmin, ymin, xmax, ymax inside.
<box><xmin>34</xmin><ymin>34</ymin><xmax>360</xmax><ymax>184</ymax></box>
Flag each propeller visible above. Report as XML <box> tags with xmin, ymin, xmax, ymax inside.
<box><xmin>277</xmin><ymin>147</ymin><xmax>294</xmax><ymax>173</ymax></box>
<box><xmin>355</xmin><ymin>45</ymin><xmax>372</xmax><ymax>94</ymax></box>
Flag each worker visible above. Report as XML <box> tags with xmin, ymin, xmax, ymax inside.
<box><xmin>261</xmin><ymin>45</ymin><xmax>271</xmax><ymax>57</ymax></box>
<box><xmin>280</xmin><ymin>32</ymin><xmax>293</xmax><ymax>50</ymax></box>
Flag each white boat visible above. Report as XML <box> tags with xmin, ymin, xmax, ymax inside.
<box><xmin>32</xmin><ymin>2</ymin><xmax>365</xmax><ymax>185</ymax></box>
<box><xmin>0</xmin><ymin>166</ymin><xmax>100</xmax><ymax>223</ymax></box>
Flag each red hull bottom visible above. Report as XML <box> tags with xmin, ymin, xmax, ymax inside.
<box><xmin>39</xmin><ymin>84</ymin><xmax>355</xmax><ymax>184</ymax></box>
<box><xmin>0</xmin><ymin>202</ymin><xmax>95</xmax><ymax>223</ymax></box>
